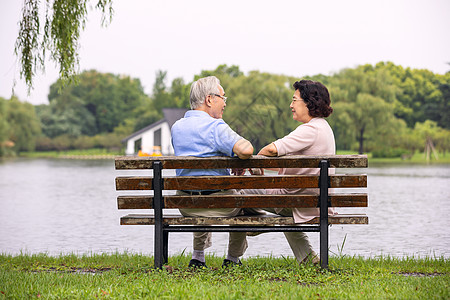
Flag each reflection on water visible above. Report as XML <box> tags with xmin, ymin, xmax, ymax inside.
<box><xmin>0</xmin><ymin>158</ymin><xmax>449</xmax><ymax>258</ymax></box>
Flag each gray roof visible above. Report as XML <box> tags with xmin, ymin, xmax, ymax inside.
<box><xmin>162</xmin><ymin>108</ymin><xmax>189</xmax><ymax>129</ymax></box>
<box><xmin>122</xmin><ymin>108</ymin><xmax>188</xmax><ymax>142</ymax></box>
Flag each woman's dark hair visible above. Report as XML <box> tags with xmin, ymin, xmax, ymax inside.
<box><xmin>293</xmin><ymin>80</ymin><xmax>333</xmax><ymax>117</ymax></box>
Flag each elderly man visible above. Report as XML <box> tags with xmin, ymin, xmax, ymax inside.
<box><xmin>171</xmin><ymin>76</ymin><xmax>254</xmax><ymax>268</ymax></box>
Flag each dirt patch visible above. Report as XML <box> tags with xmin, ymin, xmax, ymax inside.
<box><xmin>31</xmin><ymin>267</ymin><xmax>112</xmax><ymax>274</ymax></box>
<box><xmin>396</xmin><ymin>272</ymin><xmax>443</xmax><ymax>277</ymax></box>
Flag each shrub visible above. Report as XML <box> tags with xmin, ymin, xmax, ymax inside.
<box><xmin>52</xmin><ymin>135</ymin><xmax>73</xmax><ymax>151</ymax></box>
<box><xmin>35</xmin><ymin>136</ymin><xmax>55</xmax><ymax>151</ymax></box>
<box><xmin>372</xmin><ymin>147</ymin><xmax>410</xmax><ymax>158</ymax></box>
<box><xmin>93</xmin><ymin>133</ymin><xmax>123</xmax><ymax>150</ymax></box>
<box><xmin>72</xmin><ymin>135</ymin><xmax>96</xmax><ymax>150</ymax></box>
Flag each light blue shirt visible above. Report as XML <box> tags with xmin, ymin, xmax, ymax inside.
<box><xmin>171</xmin><ymin>110</ymin><xmax>242</xmax><ymax>177</ymax></box>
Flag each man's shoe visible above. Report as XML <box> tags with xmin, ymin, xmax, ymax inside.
<box><xmin>300</xmin><ymin>252</ymin><xmax>320</xmax><ymax>265</ymax></box>
<box><xmin>246</xmin><ymin>232</ymin><xmax>263</xmax><ymax>237</ymax></box>
<box><xmin>188</xmin><ymin>259</ymin><xmax>207</xmax><ymax>268</ymax></box>
<box><xmin>222</xmin><ymin>259</ymin><xmax>243</xmax><ymax>268</ymax></box>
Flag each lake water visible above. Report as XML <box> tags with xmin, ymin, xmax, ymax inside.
<box><xmin>0</xmin><ymin>158</ymin><xmax>449</xmax><ymax>259</ymax></box>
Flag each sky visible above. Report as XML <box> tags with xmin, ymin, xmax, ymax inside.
<box><xmin>1</xmin><ymin>0</ymin><xmax>449</xmax><ymax>105</ymax></box>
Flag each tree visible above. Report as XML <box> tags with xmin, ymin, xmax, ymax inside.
<box><xmin>151</xmin><ymin>71</ymin><xmax>177</xmax><ymax>112</ymax></box>
<box><xmin>170</xmin><ymin>77</ymin><xmax>190</xmax><ymax>109</ymax></box>
<box><xmin>46</xmin><ymin>70</ymin><xmax>147</xmax><ymax>135</ymax></box>
<box><xmin>328</xmin><ymin>65</ymin><xmax>400</xmax><ymax>153</ymax></box>
<box><xmin>375</xmin><ymin>62</ymin><xmax>450</xmax><ymax>129</ymax></box>
<box><xmin>414</xmin><ymin>120</ymin><xmax>442</xmax><ymax>161</ymax></box>
<box><xmin>150</xmin><ymin>71</ymin><xmax>191</xmax><ymax>112</ymax></box>
<box><xmin>4</xmin><ymin>97</ymin><xmax>42</xmax><ymax>153</ymax></box>
<box><xmin>436</xmin><ymin>77</ymin><xmax>450</xmax><ymax>129</ymax></box>
<box><xmin>196</xmin><ymin>64</ymin><xmax>244</xmax><ymax>81</ymax></box>
<box><xmin>15</xmin><ymin>0</ymin><xmax>113</xmax><ymax>90</ymax></box>
<box><xmin>332</xmin><ymin>93</ymin><xmax>395</xmax><ymax>154</ymax></box>
<box><xmin>434</xmin><ymin>127</ymin><xmax>450</xmax><ymax>156</ymax></box>
<box><xmin>0</xmin><ymin>98</ymin><xmax>12</xmax><ymax>156</ymax></box>
<box><xmin>223</xmin><ymin>71</ymin><xmax>296</xmax><ymax>150</ymax></box>
<box><xmin>35</xmin><ymin>96</ymin><xmax>96</xmax><ymax>138</ymax></box>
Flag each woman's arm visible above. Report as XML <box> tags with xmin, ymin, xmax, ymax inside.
<box><xmin>257</xmin><ymin>143</ymin><xmax>278</xmax><ymax>156</ymax></box>
<box><xmin>257</xmin><ymin>143</ymin><xmax>279</xmax><ymax>172</ymax></box>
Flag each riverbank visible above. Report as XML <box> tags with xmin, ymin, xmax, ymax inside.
<box><xmin>18</xmin><ymin>149</ymin><xmax>121</xmax><ymax>160</ymax></box>
<box><xmin>1</xmin><ymin>253</ymin><xmax>448</xmax><ymax>299</ymax></box>
<box><xmin>338</xmin><ymin>149</ymin><xmax>450</xmax><ymax>164</ymax></box>
<box><xmin>14</xmin><ymin>149</ymin><xmax>450</xmax><ymax>164</ymax></box>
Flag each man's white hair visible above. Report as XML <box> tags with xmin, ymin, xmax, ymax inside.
<box><xmin>189</xmin><ymin>76</ymin><xmax>221</xmax><ymax>109</ymax></box>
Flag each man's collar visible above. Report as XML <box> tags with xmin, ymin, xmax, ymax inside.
<box><xmin>185</xmin><ymin>110</ymin><xmax>210</xmax><ymax>117</ymax></box>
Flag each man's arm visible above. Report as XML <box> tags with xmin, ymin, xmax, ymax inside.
<box><xmin>233</xmin><ymin>138</ymin><xmax>254</xmax><ymax>159</ymax></box>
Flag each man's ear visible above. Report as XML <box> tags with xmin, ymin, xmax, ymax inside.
<box><xmin>205</xmin><ymin>95</ymin><xmax>212</xmax><ymax>107</ymax></box>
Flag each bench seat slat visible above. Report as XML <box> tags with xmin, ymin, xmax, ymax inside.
<box><xmin>115</xmin><ymin>174</ymin><xmax>367</xmax><ymax>190</ymax></box>
<box><xmin>120</xmin><ymin>213</ymin><xmax>368</xmax><ymax>225</ymax></box>
<box><xmin>115</xmin><ymin>155</ymin><xmax>368</xmax><ymax>170</ymax></box>
<box><xmin>117</xmin><ymin>193</ymin><xmax>368</xmax><ymax>209</ymax></box>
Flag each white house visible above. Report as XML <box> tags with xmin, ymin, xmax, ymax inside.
<box><xmin>122</xmin><ymin>108</ymin><xmax>188</xmax><ymax>155</ymax></box>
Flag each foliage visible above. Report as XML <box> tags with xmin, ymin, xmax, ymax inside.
<box><xmin>327</xmin><ymin>65</ymin><xmax>399</xmax><ymax>154</ymax></box>
<box><xmin>150</xmin><ymin>70</ymin><xmax>190</xmax><ymax>112</ymax></box>
<box><xmin>1</xmin><ymin>96</ymin><xmax>41</xmax><ymax>154</ymax></box>
<box><xmin>35</xmin><ymin>98</ymin><xmax>96</xmax><ymax>138</ymax></box>
<box><xmin>372</xmin><ymin>147</ymin><xmax>409</xmax><ymax>158</ymax></box>
<box><xmin>0</xmin><ymin>253</ymin><xmax>448</xmax><ymax>299</ymax></box>
<box><xmin>194</xmin><ymin>63</ymin><xmax>450</xmax><ymax>156</ymax></box>
<box><xmin>413</xmin><ymin>120</ymin><xmax>447</xmax><ymax>160</ymax></box>
<box><xmin>224</xmin><ymin>71</ymin><xmax>297</xmax><ymax>150</ymax></box>
<box><xmin>374</xmin><ymin>62</ymin><xmax>450</xmax><ymax>129</ymax></box>
<box><xmin>195</xmin><ymin>64</ymin><xmax>244</xmax><ymax>80</ymax></box>
<box><xmin>187</xmin><ymin>65</ymin><xmax>297</xmax><ymax>150</ymax></box>
<box><xmin>11</xmin><ymin>62</ymin><xmax>449</xmax><ymax>159</ymax></box>
<box><xmin>15</xmin><ymin>0</ymin><xmax>113</xmax><ymax>90</ymax></box>
<box><xmin>42</xmin><ymin>70</ymin><xmax>148</xmax><ymax>136</ymax></box>
<box><xmin>322</xmin><ymin>63</ymin><xmax>450</xmax><ymax>154</ymax></box>
<box><xmin>0</xmin><ymin>98</ymin><xmax>11</xmax><ymax>156</ymax></box>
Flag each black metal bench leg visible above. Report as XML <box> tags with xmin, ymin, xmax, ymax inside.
<box><xmin>153</xmin><ymin>161</ymin><xmax>164</xmax><ymax>269</ymax></box>
<box><xmin>163</xmin><ymin>230</ymin><xmax>169</xmax><ymax>265</ymax></box>
<box><xmin>320</xmin><ymin>218</ymin><xmax>329</xmax><ymax>269</ymax></box>
<box><xmin>154</xmin><ymin>227</ymin><xmax>164</xmax><ymax>269</ymax></box>
<box><xmin>319</xmin><ymin>160</ymin><xmax>329</xmax><ymax>269</ymax></box>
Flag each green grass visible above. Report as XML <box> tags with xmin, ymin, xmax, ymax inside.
<box><xmin>19</xmin><ymin>148</ymin><xmax>122</xmax><ymax>159</ymax></box>
<box><xmin>337</xmin><ymin>150</ymin><xmax>450</xmax><ymax>164</ymax></box>
<box><xmin>1</xmin><ymin>253</ymin><xmax>448</xmax><ymax>299</ymax></box>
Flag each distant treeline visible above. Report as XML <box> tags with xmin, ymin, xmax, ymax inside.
<box><xmin>1</xmin><ymin>62</ymin><xmax>449</xmax><ymax>157</ymax></box>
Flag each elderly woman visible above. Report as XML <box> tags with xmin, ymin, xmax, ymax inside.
<box><xmin>247</xmin><ymin>79</ymin><xmax>336</xmax><ymax>265</ymax></box>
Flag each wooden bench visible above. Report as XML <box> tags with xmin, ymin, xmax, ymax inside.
<box><xmin>115</xmin><ymin>155</ymin><xmax>368</xmax><ymax>269</ymax></box>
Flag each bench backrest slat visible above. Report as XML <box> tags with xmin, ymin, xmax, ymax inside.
<box><xmin>117</xmin><ymin>194</ymin><xmax>368</xmax><ymax>209</ymax></box>
<box><xmin>115</xmin><ymin>155</ymin><xmax>368</xmax><ymax>170</ymax></box>
<box><xmin>115</xmin><ymin>174</ymin><xmax>367</xmax><ymax>191</ymax></box>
